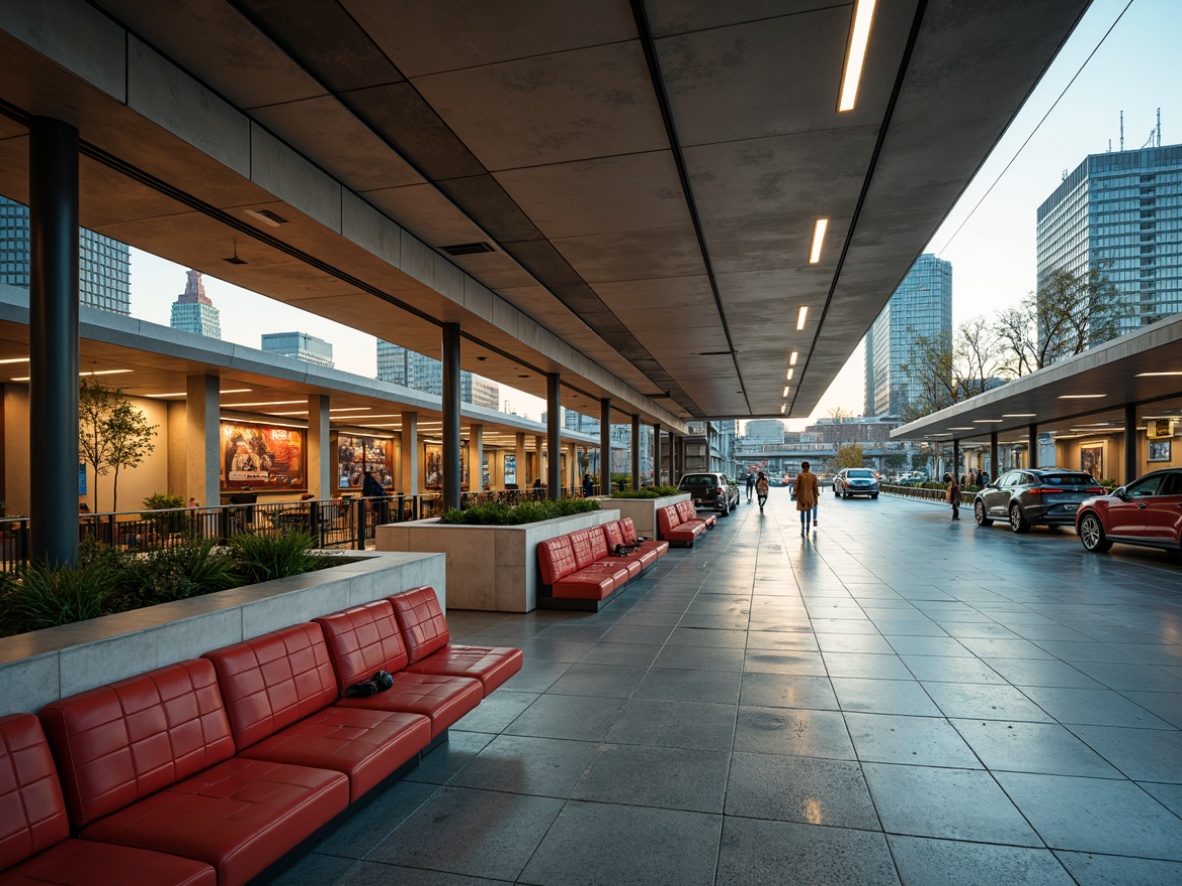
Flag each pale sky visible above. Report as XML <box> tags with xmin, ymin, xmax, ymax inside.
<box><xmin>128</xmin><ymin>0</ymin><xmax>1177</xmax><ymax>428</ymax></box>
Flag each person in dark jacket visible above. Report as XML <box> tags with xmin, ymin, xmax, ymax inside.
<box><xmin>582</xmin><ymin>473</ymin><xmax>594</xmax><ymax>497</ymax></box>
<box><xmin>947</xmin><ymin>475</ymin><xmax>961</xmax><ymax>521</ymax></box>
<box><xmin>746</xmin><ymin>472</ymin><xmax>756</xmax><ymax>502</ymax></box>
<box><xmin>363</xmin><ymin>470</ymin><xmax>389</xmax><ymax>523</ymax></box>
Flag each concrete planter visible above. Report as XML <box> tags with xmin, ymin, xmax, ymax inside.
<box><xmin>0</xmin><ymin>551</ymin><xmax>445</xmax><ymax>717</ymax></box>
<box><xmin>376</xmin><ymin>509</ymin><xmax>620</xmax><ymax>613</ymax></box>
<box><xmin>598</xmin><ymin>493</ymin><xmax>691</xmax><ymax>539</ymax></box>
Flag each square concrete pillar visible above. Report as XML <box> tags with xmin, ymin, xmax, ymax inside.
<box><xmin>401</xmin><ymin>411</ymin><xmax>418</xmax><ymax>493</ymax></box>
<box><xmin>186</xmin><ymin>374</ymin><xmax>220</xmax><ymax>507</ymax></box>
<box><xmin>307</xmin><ymin>394</ymin><xmax>330</xmax><ymax>498</ymax></box>
<box><xmin>471</xmin><ymin>424</ymin><xmax>484</xmax><ymax>490</ymax></box>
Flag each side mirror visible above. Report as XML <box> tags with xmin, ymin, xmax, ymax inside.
<box><xmin>1114</xmin><ymin>487</ymin><xmax>1129</xmax><ymax>500</ymax></box>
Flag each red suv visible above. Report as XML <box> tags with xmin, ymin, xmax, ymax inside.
<box><xmin>1076</xmin><ymin>469</ymin><xmax>1182</xmax><ymax>553</ymax></box>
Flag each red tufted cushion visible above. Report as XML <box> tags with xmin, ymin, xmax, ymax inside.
<box><xmin>203</xmin><ymin>624</ymin><xmax>338</xmax><ymax>752</ymax></box>
<box><xmin>537</xmin><ymin>536</ymin><xmax>577</xmax><ymax>585</ymax></box>
<box><xmin>0</xmin><ymin>713</ymin><xmax>69</xmax><ymax>870</ymax></box>
<box><xmin>620</xmin><ymin>518</ymin><xmax>638</xmax><ymax>544</ymax></box>
<box><xmin>315</xmin><ymin>601</ymin><xmax>409</xmax><ymax>691</ymax></box>
<box><xmin>601</xmin><ymin>521</ymin><xmax>624</xmax><ymax>550</ymax></box>
<box><xmin>336</xmin><ymin>672</ymin><xmax>482</xmax><ymax>739</ymax></box>
<box><xmin>39</xmin><ymin>660</ymin><xmax>236</xmax><ymax>829</ymax></box>
<box><xmin>406</xmin><ymin>647</ymin><xmax>523</xmax><ymax>695</ymax></box>
<box><xmin>2</xmin><ymin>837</ymin><xmax>216</xmax><ymax>886</ymax></box>
<box><xmin>657</xmin><ymin>506</ymin><xmax>679</xmax><ymax>537</ymax></box>
<box><xmin>569</xmin><ymin>529</ymin><xmax>598</xmax><ymax>569</ymax></box>
<box><xmin>552</xmin><ymin>570</ymin><xmax>617</xmax><ymax>600</ymax></box>
<box><xmin>676</xmin><ymin>500</ymin><xmax>696</xmax><ymax>522</ymax></box>
<box><xmin>388</xmin><ymin>587</ymin><xmax>449</xmax><ymax>664</ymax></box>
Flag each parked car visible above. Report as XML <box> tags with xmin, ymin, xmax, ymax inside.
<box><xmin>1076</xmin><ymin>468</ymin><xmax>1182</xmax><ymax>553</ymax></box>
<box><xmin>678</xmin><ymin>472</ymin><xmax>741</xmax><ymax>516</ymax></box>
<box><xmin>833</xmin><ymin>468</ymin><xmax>879</xmax><ymax>499</ymax></box>
<box><xmin>973</xmin><ymin>467</ymin><xmax>1103</xmax><ymax>533</ymax></box>
<box><xmin>894</xmin><ymin>472</ymin><xmax>927</xmax><ymax>485</ymax></box>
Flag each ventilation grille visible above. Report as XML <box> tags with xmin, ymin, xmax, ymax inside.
<box><xmin>441</xmin><ymin>242</ymin><xmax>495</xmax><ymax>256</ymax></box>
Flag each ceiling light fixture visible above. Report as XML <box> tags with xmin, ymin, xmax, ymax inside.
<box><xmin>1059</xmin><ymin>394</ymin><xmax>1106</xmax><ymax>399</ymax></box>
<box><xmin>329</xmin><ymin>407</ymin><xmax>371</xmax><ymax>413</ymax></box>
<box><xmin>780</xmin><ymin>404</ymin><xmax>787</xmax><ymax>414</ymax></box>
<box><xmin>80</xmin><ymin>369</ymin><xmax>133</xmax><ymax>377</ymax></box>
<box><xmin>809</xmin><ymin>219</ymin><xmax>828</xmax><ymax>263</ymax></box>
<box><xmin>838</xmin><ymin>0</ymin><xmax>877</xmax><ymax>112</ymax></box>
<box><xmin>1135</xmin><ymin>371</ymin><xmax>1182</xmax><ymax>377</ymax></box>
<box><xmin>972</xmin><ymin>419</ymin><xmax>1003</xmax><ymax>423</ymax></box>
<box><xmin>0</xmin><ymin>357</ymin><xmax>29</xmax><ymax>364</ymax></box>
<box><xmin>223</xmin><ymin>400</ymin><xmax>306</xmax><ymax>408</ymax></box>
<box><xmin>782</xmin><ymin>386</ymin><xmax>790</xmax><ymax>397</ymax></box>
<box><xmin>243</xmin><ymin>208</ymin><xmax>288</xmax><ymax>228</ymax></box>
<box><xmin>789</xmin><ymin>351</ymin><xmax>798</xmax><ymax>366</ymax></box>
<box><xmin>1002</xmin><ymin>413</ymin><xmax>1037</xmax><ymax>418</ymax></box>
<box><xmin>786</xmin><ymin>369</ymin><xmax>795</xmax><ymax>381</ymax></box>
<box><xmin>796</xmin><ymin>306</ymin><xmax>809</xmax><ymax>330</ymax></box>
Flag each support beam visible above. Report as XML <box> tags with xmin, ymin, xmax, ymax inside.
<box><xmin>29</xmin><ymin>117</ymin><xmax>79</xmax><ymax>566</ymax></box>
<box><xmin>471</xmin><ymin>424</ymin><xmax>484</xmax><ymax>492</ymax></box>
<box><xmin>631</xmin><ymin>414</ymin><xmax>640</xmax><ymax>491</ymax></box>
<box><xmin>546</xmin><ymin>373</ymin><xmax>561</xmax><ymax>499</ymax></box>
<box><xmin>307</xmin><ymin>394</ymin><xmax>330</xmax><ymax>499</ymax></box>
<box><xmin>441</xmin><ymin>323</ymin><xmax>461</xmax><ymax>511</ymax></box>
<box><xmin>599</xmin><ymin>398</ymin><xmax>612</xmax><ymax>495</ymax></box>
<box><xmin>952</xmin><ymin>439</ymin><xmax>961</xmax><ymax>479</ymax></box>
<box><xmin>652</xmin><ymin>423</ymin><xmax>662</xmax><ymax>486</ymax></box>
<box><xmin>1124</xmin><ymin>402</ymin><xmax>1137</xmax><ymax>485</ymax></box>
<box><xmin>186</xmin><ymin>375</ymin><xmax>220</xmax><ymax>508</ymax></box>
<box><xmin>990</xmin><ymin>432</ymin><xmax>999</xmax><ymax>480</ymax></box>
<box><xmin>515</xmin><ymin>433</ymin><xmax>526</xmax><ymax>489</ymax></box>
<box><xmin>1028</xmin><ymin>424</ymin><xmax>1038</xmax><ymax>470</ymax></box>
<box><xmin>400</xmin><ymin>411</ymin><xmax>418</xmax><ymax>495</ymax></box>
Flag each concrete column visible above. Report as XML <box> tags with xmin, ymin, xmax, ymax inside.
<box><xmin>442</xmin><ymin>323</ymin><xmax>461</xmax><ymax>511</ymax></box>
<box><xmin>989</xmin><ymin>432</ymin><xmax>999</xmax><ymax>480</ymax></box>
<box><xmin>533</xmin><ymin>435</ymin><xmax>544</xmax><ymax>489</ymax></box>
<box><xmin>185</xmin><ymin>375</ymin><xmax>220</xmax><ymax>508</ymax></box>
<box><xmin>953</xmin><ymin>439</ymin><xmax>961</xmax><ymax>479</ymax></box>
<box><xmin>631</xmin><ymin>414</ymin><xmax>640</xmax><ymax>490</ymax></box>
<box><xmin>306</xmin><ymin>394</ymin><xmax>330</xmax><ymax>498</ymax></box>
<box><xmin>546</xmin><ymin>373</ymin><xmax>561</xmax><ymax>499</ymax></box>
<box><xmin>567</xmin><ymin>441</ymin><xmax>578</xmax><ymax>493</ymax></box>
<box><xmin>652</xmin><ymin>424</ymin><xmax>662</xmax><ymax>486</ymax></box>
<box><xmin>400</xmin><ymin>411</ymin><xmax>418</xmax><ymax>494</ymax></box>
<box><xmin>1027</xmin><ymin>424</ymin><xmax>1038</xmax><ymax>470</ymax></box>
<box><xmin>29</xmin><ymin>117</ymin><xmax>79</xmax><ymax>566</ymax></box>
<box><xmin>471</xmin><ymin>424</ymin><xmax>484</xmax><ymax>491</ymax></box>
<box><xmin>600</xmin><ymin>398</ymin><xmax>612</xmax><ymax>495</ymax></box>
<box><xmin>1124</xmin><ymin>403</ymin><xmax>1138</xmax><ymax>485</ymax></box>
<box><xmin>515</xmin><ymin>433</ymin><xmax>526</xmax><ymax>488</ymax></box>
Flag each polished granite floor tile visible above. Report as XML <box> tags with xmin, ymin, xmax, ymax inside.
<box><xmin>1065</xmin><ymin>723</ymin><xmax>1182</xmax><ymax>782</ymax></box>
<box><xmin>446</xmin><ymin>734</ymin><xmax>597</xmax><ymax>798</ymax></box>
<box><xmin>734</xmin><ymin>705</ymin><xmax>856</xmax><ymax>760</ymax></box>
<box><xmin>632</xmin><ymin>666</ymin><xmax>743</xmax><ymax>705</ymax></box>
<box><xmin>1054</xmin><ymin>851</ymin><xmax>1182</xmax><ymax>886</ymax></box>
<box><xmin>738</xmin><ymin>671</ymin><xmax>839</xmax><ymax>711</ymax></box>
<box><xmin>604</xmin><ymin>697</ymin><xmax>737</xmax><ymax>750</ymax></box>
<box><xmin>949</xmin><ymin>718</ymin><xmax>1120</xmax><ymax>777</ymax></box>
<box><xmin>1021</xmin><ymin>686</ymin><xmax>1174</xmax><ymax>728</ymax></box>
<box><xmin>725</xmin><ymin>752</ymin><xmax>880</xmax><ymax>829</ymax></box>
<box><xmin>920</xmin><ymin>681</ymin><xmax>1053</xmax><ymax>722</ymax></box>
<box><xmin>571</xmin><ymin>743</ymin><xmax>730</xmax><ymax>812</ymax></box>
<box><xmin>502</xmin><ymin>694</ymin><xmax>626</xmax><ymax>741</ymax></box>
<box><xmin>830</xmin><ymin>677</ymin><xmax>943</xmax><ymax>717</ymax></box>
<box><xmin>545</xmin><ymin>662</ymin><xmax>650</xmax><ymax>698</ymax></box>
<box><xmin>887</xmin><ymin>835</ymin><xmax>1074</xmax><ymax>886</ymax></box>
<box><xmin>845</xmin><ymin>712</ymin><xmax>982</xmax><ymax>768</ymax></box>
<box><xmin>716</xmin><ymin>817</ymin><xmax>900</xmax><ymax>886</ymax></box>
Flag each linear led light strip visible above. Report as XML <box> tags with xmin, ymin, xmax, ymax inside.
<box><xmin>838</xmin><ymin>0</ymin><xmax>876</xmax><ymax>112</ymax></box>
<box><xmin>11</xmin><ymin>368</ymin><xmax>133</xmax><ymax>381</ymax></box>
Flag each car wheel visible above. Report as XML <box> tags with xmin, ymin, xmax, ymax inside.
<box><xmin>833</xmin><ymin>485</ymin><xmax>840</xmax><ymax>497</ymax></box>
<box><xmin>974</xmin><ymin>500</ymin><xmax>992</xmax><ymax>527</ymax></box>
<box><xmin>722</xmin><ymin>499</ymin><xmax>730</xmax><ymax>517</ymax></box>
<box><xmin>1008</xmin><ymin>503</ymin><xmax>1031</xmax><ymax>534</ymax></box>
<box><xmin>1078</xmin><ymin>512</ymin><xmax>1112</xmax><ymax>552</ymax></box>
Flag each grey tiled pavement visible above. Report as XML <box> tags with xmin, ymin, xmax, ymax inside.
<box><xmin>275</xmin><ymin>489</ymin><xmax>1182</xmax><ymax>885</ymax></box>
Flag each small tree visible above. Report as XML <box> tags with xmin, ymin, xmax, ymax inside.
<box><xmin>78</xmin><ymin>381</ymin><xmax>158</xmax><ymax>512</ymax></box>
<box><xmin>834</xmin><ymin>443</ymin><xmax>864</xmax><ymax>470</ymax></box>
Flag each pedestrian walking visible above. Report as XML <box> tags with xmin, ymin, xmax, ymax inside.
<box><xmin>795</xmin><ymin>461</ymin><xmax>819</xmax><ymax>535</ymax></box>
<box><xmin>746</xmin><ymin>472</ymin><xmax>756</xmax><ymax>502</ymax></box>
<box><xmin>582</xmin><ymin>473</ymin><xmax>594</xmax><ymax>497</ymax></box>
<box><xmin>947</xmin><ymin>475</ymin><xmax>961</xmax><ymax>521</ymax></box>
<box><xmin>755</xmin><ymin>472</ymin><xmax>769</xmax><ymax>511</ymax></box>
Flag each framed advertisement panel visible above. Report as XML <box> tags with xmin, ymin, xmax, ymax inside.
<box><xmin>424</xmin><ymin>443</ymin><xmax>443</xmax><ymax>489</ymax></box>
<box><xmin>336</xmin><ymin>433</ymin><xmax>394</xmax><ymax>491</ymax></box>
<box><xmin>1080</xmin><ymin>444</ymin><xmax>1103</xmax><ymax>480</ymax></box>
<box><xmin>221</xmin><ymin>421</ymin><xmax>305</xmax><ymax>491</ymax></box>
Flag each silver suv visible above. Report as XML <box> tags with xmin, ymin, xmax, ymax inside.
<box><xmin>678</xmin><ymin>472</ymin><xmax>740</xmax><ymax>516</ymax></box>
<box><xmin>974</xmin><ymin>467</ymin><xmax>1102</xmax><ymax>533</ymax></box>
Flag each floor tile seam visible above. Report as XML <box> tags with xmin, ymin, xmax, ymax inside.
<box><xmin>1058</xmin><ymin>722</ymin><xmax>1182</xmax><ymax>786</ymax></box>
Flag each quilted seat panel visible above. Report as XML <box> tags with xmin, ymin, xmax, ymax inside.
<box><xmin>235</xmin><ymin>707</ymin><xmax>429</xmax><ymax>802</ymax></box>
<box><xmin>537</xmin><ymin>536</ymin><xmax>577</xmax><ymax>585</ymax></box>
<box><xmin>336</xmin><ymin>672</ymin><xmax>481</xmax><ymax>738</ymax></box>
<box><xmin>388</xmin><ymin>587</ymin><xmax>450</xmax><ymax>664</ymax></box>
<box><xmin>568</xmin><ymin>529</ymin><xmax>599</xmax><ymax>570</ymax></box>
<box><xmin>406</xmin><ymin>646</ymin><xmax>524</xmax><ymax>695</ymax></box>
<box><xmin>0</xmin><ymin>714</ymin><xmax>69</xmax><ymax>870</ymax></box>
<box><xmin>314</xmin><ymin>601</ymin><xmax>409</xmax><ymax>691</ymax></box>
<box><xmin>203</xmin><ymin>623</ymin><xmax>339</xmax><ymax>751</ymax></box>
<box><xmin>1</xmin><ymin>837</ymin><xmax>215</xmax><ymax>886</ymax></box>
<box><xmin>552</xmin><ymin>570</ymin><xmax>616</xmax><ymax>600</ymax></box>
<box><xmin>79</xmin><ymin>757</ymin><xmax>348</xmax><ymax>886</ymax></box>
<box><xmin>38</xmin><ymin>661</ymin><xmax>235</xmax><ymax>828</ymax></box>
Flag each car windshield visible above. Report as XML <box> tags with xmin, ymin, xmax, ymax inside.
<box><xmin>1037</xmin><ymin>473</ymin><xmax>1094</xmax><ymax>486</ymax></box>
<box><xmin>681</xmin><ymin>476</ymin><xmax>716</xmax><ymax>487</ymax></box>
<box><xmin>847</xmin><ymin>470</ymin><xmax>874</xmax><ymax>478</ymax></box>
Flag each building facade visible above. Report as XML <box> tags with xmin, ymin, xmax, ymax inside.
<box><xmin>0</xmin><ymin>196</ymin><xmax>131</xmax><ymax>314</ymax></box>
<box><xmin>864</xmin><ymin>253</ymin><xmax>953</xmax><ymax>417</ymax></box>
<box><xmin>169</xmin><ymin>269</ymin><xmax>221</xmax><ymax>338</ymax></box>
<box><xmin>261</xmin><ymin>331</ymin><xmax>334</xmax><ymax>367</ymax></box>
<box><xmin>375</xmin><ymin>340</ymin><xmax>499</xmax><ymax>409</ymax></box>
<box><xmin>561</xmin><ymin>410</ymin><xmax>654</xmax><ymax>480</ymax></box>
<box><xmin>1037</xmin><ymin>142</ymin><xmax>1182</xmax><ymax>341</ymax></box>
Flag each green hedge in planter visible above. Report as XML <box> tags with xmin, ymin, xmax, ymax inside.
<box><xmin>608</xmin><ymin>486</ymin><xmax>681</xmax><ymax>499</ymax></box>
<box><xmin>439</xmin><ymin>498</ymin><xmax>601</xmax><ymax>525</ymax></box>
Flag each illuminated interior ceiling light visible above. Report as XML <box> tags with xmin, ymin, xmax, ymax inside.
<box><xmin>221</xmin><ymin>388</ymin><xmax>252</xmax><ymax>394</ymax></box>
<box><xmin>948</xmin><ymin>427</ymin><xmax>974</xmax><ymax>431</ymax></box>
<box><xmin>80</xmin><ymin>369</ymin><xmax>133</xmax><ymax>377</ymax></box>
<box><xmin>782</xmin><ymin>386</ymin><xmax>790</xmax><ymax>397</ymax></box>
<box><xmin>796</xmin><ymin>306</ymin><xmax>809</xmax><ymax>330</ymax></box>
<box><xmin>1003</xmin><ymin>413</ymin><xmax>1037</xmax><ymax>417</ymax></box>
<box><xmin>789</xmin><ymin>352</ymin><xmax>798</xmax><ymax>366</ymax></box>
<box><xmin>1059</xmin><ymin>394</ymin><xmax>1106</xmax><ymax>399</ymax></box>
<box><xmin>243</xmin><ymin>208</ymin><xmax>288</xmax><ymax>227</ymax></box>
<box><xmin>780</xmin><ymin>404</ymin><xmax>787</xmax><ymax>414</ymax></box>
<box><xmin>809</xmin><ymin>219</ymin><xmax>828</xmax><ymax>263</ymax></box>
<box><xmin>786</xmin><ymin>368</ymin><xmax>794</xmax><ymax>380</ymax></box>
<box><xmin>223</xmin><ymin>399</ymin><xmax>306</xmax><ymax>408</ymax></box>
<box><xmin>0</xmin><ymin>357</ymin><xmax>29</xmax><ymax>364</ymax></box>
<box><xmin>838</xmin><ymin>0</ymin><xmax>876</xmax><ymax>111</ymax></box>
<box><xmin>972</xmin><ymin>419</ymin><xmax>1003</xmax><ymax>423</ymax></box>
<box><xmin>1136</xmin><ymin>371</ymin><xmax>1182</xmax><ymax>376</ymax></box>
<box><xmin>269</xmin><ymin>411</ymin><xmax>309</xmax><ymax>416</ymax></box>
<box><xmin>329</xmin><ymin>407</ymin><xmax>371</xmax><ymax>413</ymax></box>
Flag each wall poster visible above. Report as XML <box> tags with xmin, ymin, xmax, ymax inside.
<box><xmin>504</xmin><ymin>454</ymin><xmax>517</xmax><ymax>487</ymax></box>
<box><xmin>336</xmin><ymin>433</ymin><xmax>394</xmax><ymax>491</ymax></box>
<box><xmin>424</xmin><ymin>443</ymin><xmax>443</xmax><ymax>489</ymax></box>
<box><xmin>221</xmin><ymin>421</ymin><xmax>305</xmax><ymax>491</ymax></box>
<box><xmin>1080</xmin><ymin>444</ymin><xmax>1103</xmax><ymax>480</ymax></box>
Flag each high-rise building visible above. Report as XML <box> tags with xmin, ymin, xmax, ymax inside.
<box><xmin>864</xmin><ymin>253</ymin><xmax>953</xmax><ymax>417</ymax></box>
<box><xmin>169</xmin><ymin>269</ymin><xmax>221</xmax><ymax>338</ymax></box>
<box><xmin>0</xmin><ymin>196</ymin><xmax>131</xmax><ymax>314</ymax></box>
<box><xmin>558</xmin><ymin>410</ymin><xmax>654</xmax><ymax>479</ymax></box>
<box><xmin>1037</xmin><ymin>142</ymin><xmax>1182</xmax><ymax>341</ymax></box>
<box><xmin>745</xmin><ymin>420</ymin><xmax>785</xmax><ymax>443</ymax></box>
<box><xmin>261</xmin><ymin>331</ymin><xmax>334</xmax><ymax>367</ymax></box>
<box><xmin>375</xmin><ymin>340</ymin><xmax>499</xmax><ymax>409</ymax></box>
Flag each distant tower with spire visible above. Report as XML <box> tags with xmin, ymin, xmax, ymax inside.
<box><xmin>169</xmin><ymin>269</ymin><xmax>221</xmax><ymax>338</ymax></box>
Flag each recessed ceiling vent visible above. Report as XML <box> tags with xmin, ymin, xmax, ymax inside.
<box><xmin>441</xmin><ymin>242</ymin><xmax>495</xmax><ymax>256</ymax></box>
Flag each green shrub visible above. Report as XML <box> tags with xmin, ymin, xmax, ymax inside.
<box><xmin>0</xmin><ymin>559</ymin><xmax>118</xmax><ymax>636</ymax></box>
<box><xmin>439</xmin><ymin>498</ymin><xmax>600</xmax><ymax>525</ymax></box>
<box><xmin>143</xmin><ymin>493</ymin><xmax>190</xmax><ymax>535</ymax></box>
<box><xmin>107</xmin><ymin>539</ymin><xmax>237</xmax><ymax>612</ymax></box>
<box><xmin>228</xmin><ymin>531</ymin><xmax>321</xmax><ymax>584</ymax></box>
<box><xmin>609</xmin><ymin>485</ymin><xmax>681</xmax><ymax>499</ymax></box>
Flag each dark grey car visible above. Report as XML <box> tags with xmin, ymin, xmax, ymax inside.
<box><xmin>974</xmin><ymin>468</ymin><xmax>1104</xmax><ymax>533</ymax></box>
<box><xmin>678</xmin><ymin>472</ymin><xmax>740</xmax><ymax>516</ymax></box>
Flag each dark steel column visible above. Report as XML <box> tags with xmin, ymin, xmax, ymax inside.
<box><xmin>631</xmin><ymin>414</ymin><xmax>640</xmax><ymax>491</ymax></box>
<box><xmin>952</xmin><ymin>439</ymin><xmax>960</xmax><ymax>479</ymax></box>
<box><xmin>652</xmin><ymin>423</ymin><xmax>662</xmax><ymax>486</ymax></box>
<box><xmin>1124</xmin><ymin>403</ymin><xmax>1137</xmax><ymax>485</ymax></box>
<box><xmin>441</xmin><ymin>323</ymin><xmax>461</xmax><ymax>511</ymax></box>
<box><xmin>990</xmin><ymin>432</ymin><xmax>999</xmax><ymax>480</ymax></box>
<box><xmin>671</xmin><ymin>435</ymin><xmax>679</xmax><ymax>484</ymax></box>
<box><xmin>29</xmin><ymin>118</ymin><xmax>79</xmax><ymax>566</ymax></box>
<box><xmin>1028</xmin><ymin>424</ymin><xmax>1038</xmax><ymax>469</ymax></box>
<box><xmin>546</xmin><ymin>373</ymin><xmax>561</xmax><ymax>499</ymax></box>
<box><xmin>599</xmin><ymin>398</ymin><xmax>612</xmax><ymax>495</ymax></box>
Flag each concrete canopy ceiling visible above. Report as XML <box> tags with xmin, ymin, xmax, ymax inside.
<box><xmin>0</xmin><ymin>0</ymin><xmax>1090</xmax><ymax>423</ymax></box>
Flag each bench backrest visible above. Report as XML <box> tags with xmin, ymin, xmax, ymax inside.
<box><xmin>388</xmin><ymin>587</ymin><xmax>449</xmax><ymax>664</ymax></box>
<box><xmin>602</xmin><ymin>520</ymin><xmax>625</xmax><ymax>550</ymax></box>
<box><xmin>620</xmin><ymin>518</ymin><xmax>638</xmax><ymax>544</ymax></box>
<box><xmin>316</xmin><ymin>600</ymin><xmax>410</xmax><ymax>687</ymax></box>
<box><xmin>657</xmin><ymin>505</ymin><xmax>680</xmax><ymax>535</ymax></box>
<box><xmin>569</xmin><ymin>529</ymin><xmax>596</xmax><ymax>569</ymax></box>
<box><xmin>676</xmin><ymin>500</ymin><xmax>696</xmax><ymax>522</ymax></box>
<box><xmin>0</xmin><ymin>713</ymin><xmax>69</xmax><ymax>870</ymax></box>
<box><xmin>39</xmin><ymin>660</ymin><xmax>235</xmax><ymax>827</ymax></box>
<box><xmin>537</xmin><ymin>535</ymin><xmax>577</xmax><ymax>584</ymax></box>
<box><xmin>204</xmin><ymin>624</ymin><xmax>338</xmax><ymax>751</ymax></box>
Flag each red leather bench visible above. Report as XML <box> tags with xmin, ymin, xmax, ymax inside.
<box><xmin>657</xmin><ymin>503</ymin><xmax>709</xmax><ymax>546</ymax></box>
<box><xmin>537</xmin><ymin>519</ymin><xmax>669</xmax><ymax>611</ymax></box>
<box><xmin>389</xmin><ymin>587</ymin><xmax>523</xmax><ymax>694</ymax></box>
<box><xmin>38</xmin><ymin>660</ymin><xmax>349</xmax><ymax>886</ymax></box>
<box><xmin>0</xmin><ymin>712</ymin><xmax>216</xmax><ymax>886</ymax></box>
<box><xmin>678</xmin><ymin>498</ymin><xmax>717</xmax><ymax>529</ymax></box>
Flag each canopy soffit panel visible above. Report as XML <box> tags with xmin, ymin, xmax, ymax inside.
<box><xmin>0</xmin><ymin>0</ymin><xmax>1089</xmax><ymax>423</ymax></box>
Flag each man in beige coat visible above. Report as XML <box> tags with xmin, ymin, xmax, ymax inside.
<box><xmin>795</xmin><ymin>461</ymin><xmax>820</xmax><ymax>535</ymax></box>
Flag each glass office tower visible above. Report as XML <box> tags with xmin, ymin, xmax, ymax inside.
<box><xmin>169</xmin><ymin>269</ymin><xmax>222</xmax><ymax>338</ymax></box>
<box><xmin>375</xmin><ymin>340</ymin><xmax>500</xmax><ymax>409</ymax></box>
<box><xmin>262</xmin><ymin>332</ymin><xmax>335</xmax><ymax>367</ymax></box>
